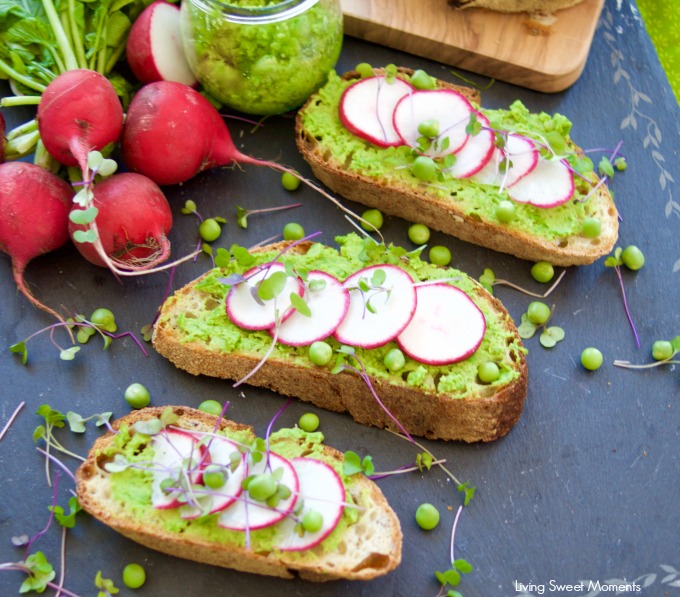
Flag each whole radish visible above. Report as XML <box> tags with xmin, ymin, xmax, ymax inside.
<box><xmin>37</xmin><ymin>69</ymin><xmax>124</xmax><ymax>175</ymax></box>
<box><xmin>0</xmin><ymin>162</ymin><xmax>73</xmax><ymax>321</ymax></box>
<box><xmin>68</xmin><ymin>172</ymin><xmax>173</xmax><ymax>270</ymax></box>
<box><xmin>0</xmin><ymin>112</ymin><xmax>5</xmax><ymax>163</ymax></box>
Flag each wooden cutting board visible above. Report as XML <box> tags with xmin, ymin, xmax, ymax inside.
<box><xmin>340</xmin><ymin>0</ymin><xmax>605</xmax><ymax>92</ymax></box>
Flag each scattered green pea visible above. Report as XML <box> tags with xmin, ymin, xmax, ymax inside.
<box><xmin>199</xmin><ymin>218</ymin><xmax>222</xmax><ymax>242</ymax></box>
<box><xmin>581</xmin><ymin>217</ymin><xmax>601</xmax><ymax>238</ymax></box>
<box><xmin>308</xmin><ymin>341</ymin><xmax>333</xmax><ymax>366</ymax></box>
<box><xmin>198</xmin><ymin>399</ymin><xmax>223</xmax><ymax>416</ymax></box>
<box><xmin>122</xmin><ymin>563</ymin><xmax>146</xmax><ymax>589</ymax></box>
<box><xmin>124</xmin><ymin>383</ymin><xmax>150</xmax><ymax>409</ymax></box>
<box><xmin>477</xmin><ymin>361</ymin><xmax>500</xmax><ymax>383</ymax></box>
<box><xmin>360</xmin><ymin>208</ymin><xmax>384</xmax><ymax>231</ymax></box>
<box><xmin>581</xmin><ymin>347</ymin><xmax>603</xmax><ymax>371</ymax></box>
<box><xmin>531</xmin><ymin>261</ymin><xmax>555</xmax><ymax>284</ymax></box>
<box><xmin>283</xmin><ymin>222</ymin><xmax>305</xmax><ymax>241</ymax></box>
<box><xmin>383</xmin><ymin>348</ymin><xmax>406</xmax><ymax>372</ymax></box>
<box><xmin>651</xmin><ymin>340</ymin><xmax>674</xmax><ymax>361</ymax></box>
<box><xmin>621</xmin><ymin>245</ymin><xmax>644</xmax><ymax>271</ymax></box>
<box><xmin>495</xmin><ymin>200</ymin><xmax>516</xmax><ymax>223</ymax></box>
<box><xmin>281</xmin><ymin>171</ymin><xmax>301</xmax><ymax>191</ymax></box>
<box><xmin>408</xmin><ymin>223</ymin><xmax>431</xmax><ymax>245</ymax></box>
<box><xmin>429</xmin><ymin>245</ymin><xmax>452</xmax><ymax>266</ymax></box>
<box><xmin>526</xmin><ymin>301</ymin><xmax>551</xmax><ymax>325</ymax></box>
<box><xmin>415</xmin><ymin>503</ymin><xmax>440</xmax><ymax>530</ymax></box>
<box><xmin>299</xmin><ymin>412</ymin><xmax>320</xmax><ymax>432</ymax></box>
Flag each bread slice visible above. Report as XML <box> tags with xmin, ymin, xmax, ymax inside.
<box><xmin>76</xmin><ymin>406</ymin><xmax>402</xmax><ymax>581</ymax></box>
<box><xmin>295</xmin><ymin>68</ymin><xmax>618</xmax><ymax>266</ymax></box>
<box><xmin>152</xmin><ymin>234</ymin><xmax>527</xmax><ymax>442</ymax></box>
<box><xmin>447</xmin><ymin>0</ymin><xmax>587</xmax><ymax>13</ymax></box>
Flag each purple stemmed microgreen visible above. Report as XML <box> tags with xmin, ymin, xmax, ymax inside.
<box><xmin>236</xmin><ymin>202</ymin><xmax>302</xmax><ymax>229</ymax></box>
<box><xmin>479</xmin><ymin>267</ymin><xmax>567</xmax><ymax>298</ymax></box>
<box><xmin>604</xmin><ymin>247</ymin><xmax>641</xmax><ymax>348</ymax></box>
<box><xmin>366</xmin><ymin>451</ymin><xmax>447</xmax><ymax>481</ymax></box>
<box><xmin>33</xmin><ymin>405</ymin><xmax>86</xmax><ymax>485</ymax></box>
<box><xmin>614</xmin><ymin>336</ymin><xmax>680</xmax><ymax>370</ymax></box>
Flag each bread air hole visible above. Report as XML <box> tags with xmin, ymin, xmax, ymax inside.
<box><xmin>205</xmin><ymin>298</ymin><xmax>219</xmax><ymax>310</ymax></box>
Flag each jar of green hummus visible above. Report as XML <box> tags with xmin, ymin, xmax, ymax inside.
<box><xmin>180</xmin><ymin>0</ymin><xmax>343</xmax><ymax>115</ymax></box>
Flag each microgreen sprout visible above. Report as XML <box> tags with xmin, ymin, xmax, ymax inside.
<box><xmin>434</xmin><ymin>505</ymin><xmax>473</xmax><ymax>597</ymax></box>
<box><xmin>181</xmin><ymin>199</ymin><xmax>227</xmax><ymax>258</ymax></box>
<box><xmin>66</xmin><ymin>410</ymin><xmax>114</xmax><ymax>434</ymax></box>
<box><xmin>368</xmin><ymin>451</ymin><xmax>447</xmax><ymax>481</ymax></box>
<box><xmin>235</xmin><ymin>202</ymin><xmax>302</xmax><ymax>229</ymax></box>
<box><xmin>95</xmin><ymin>570</ymin><xmax>119</xmax><ymax>597</ymax></box>
<box><xmin>479</xmin><ymin>267</ymin><xmax>566</xmax><ymax>298</ymax></box>
<box><xmin>614</xmin><ymin>336</ymin><xmax>680</xmax><ymax>370</ymax></box>
<box><xmin>0</xmin><ymin>401</ymin><xmax>25</xmax><ymax>442</ymax></box>
<box><xmin>343</xmin><ymin>450</ymin><xmax>375</xmax><ymax>477</ymax></box>
<box><xmin>517</xmin><ymin>302</ymin><xmax>565</xmax><ymax>349</ymax></box>
<box><xmin>34</xmin><ymin>405</ymin><xmax>86</xmax><ymax>484</ymax></box>
<box><xmin>605</xmin><ymin>247</ymin><xmax>641</xmax><ymax>348</ymax></box>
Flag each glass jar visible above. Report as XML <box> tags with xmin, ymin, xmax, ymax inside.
<box><xmin>180</xmin><ymin>0</ymin><xmax>343</xmax><ymax>116</ymax></box>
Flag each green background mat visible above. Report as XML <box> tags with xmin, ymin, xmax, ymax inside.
<box><xmin>636</xmin><ymin>0</ymin><xmax>679</xmax><ymax>103</ymax></box>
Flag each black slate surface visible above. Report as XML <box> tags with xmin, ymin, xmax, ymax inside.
<box><xmin>1</xmin><ymin>2</ymin><xmax>678</xmax><ymax>596</ymax></box>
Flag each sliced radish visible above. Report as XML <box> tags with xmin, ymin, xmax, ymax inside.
<box><xmin>393</xmin><ymin>89</ymin><xmax>473</xmax><ymax>157</ymax></box>
<box><xmin>339</xmin><ymin>76</ymin><xmax>414</xmax><ymax>147</ymax></box>
<box><xmin>333</xmin><ymin>265</ymin><xmax>417</xmax><ymax>349</ymax></box>
<box><xmin>276</xmin><ymin>458</ymin><xmax>346</xmax><ymax>552</ymax></box>
<box><xmin>151</xmin><ymin>428</ymin><xmax>205</xmax><ymax>510</ymax></box>
<box><xmin>472</xmin><ymin>133</ymin><xmax>538</xmax><ymax>188</ymax></box>
<box><xmin>226</xmin><ymin>262</ymin><xmax>303</xmax><ymax>331</ymax></box>
<box><xmin>217</xmin><ymin>451</ymin><xmax>298</xmax><ymax>531</ymax></box>
<box><xmin>273</xmin><ymin>270</ymin><xmax>350</xmax><ymax>346</ymax></box>
<box><xmin>180</xmin><ymin>435</ymin><xmax>247</xmax><ymax>519</ymax></box>
<box><xmin>125</xmin><ymin>1</ymin><xmax>198</xmax><ymax>87</ymax></box>
<box><xmin>444</xmin><ymin>111</ymin><xmax>495</xmax><ymax>178</ymax></box>
<box><xmin>507</xmin><ymin>157</ymin><xmax>575</xmax><ymax>208</ymax></box>
<box><xmin>397</xmin><ymin>283</ymin><xmax>486</xmax><ymax>365</ymax></box>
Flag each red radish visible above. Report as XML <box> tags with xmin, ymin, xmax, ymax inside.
<box><xmin>226</xmin><ymin>263</ymin><xmax>304</xmax><ymax>331</ymax></box>
<box><xmin>338</xmin><ymin>75</ymin><xmax>414</xmax><ymax>147</ymax></box>
<box><xmin>393</xmin><ymin>88</ymin><xmax>472</xmax><ymax>157</ymax></box>
<box><xmin>126</xmin><ymin>1</ymin><xmax>198</xmax><ymax>87</ymax></box>
<box><xmin>334</xmin><ymin>264</ymin><xmax>417</xmax><ymax>349</ymax></box>
<box><xmin>445</xmin><ymin>111</ymin><xmax>495</xmax><ymax>178</ymax></box>
<box><xmin>151</xmin><ymin>428</ymin><xmax>206</xmax><ymax>510</ymax></box>
<box><xmin>0</xmin><ymin>112</ymin><xmax>5</xmax><ymax>163</ymax></box>
<box><xmin>36</xmin><ymin>69</ymin><xmax>124</xmax><ymax>174</ymax></box>
<box><xmin>218</xmin><ymin>452</ymin><xmax>299</xmax><ymax>531</ymax></box>
<box><xmin>276</xmin><ymin>457</ymin><xmax>345</xmax><ymax>552</ymax></box>
<box><xmin>507</xmin><ymin>157</ymin><xmax>575</xmax><ymax>208</ymax></box>
<box><xmin>181</xmin><ymin>435</ymin><xmax>247</xmax><ymax>519</ymax></box>
<box><xmin>397</xmin><ymin>283</ymin><xmax>486</xmax><ymax>365</ymax></box>
<box><xmin>472</xmin><ymin>133</ymin><xmax>538</xmax><ymax>188</ymax></box>
<box><xmin>273</xmin><ymin>270</ymin><xmax>350</xmax><ymax>346</ymax></box>
<box><xmin>68</xmin><ymin>172</ymin><xmax>173</xmax><ymax>270</ymax></box>
<box><xmin>0</xmin><ymin>162</ymin><xmax>73</xmax><ymax>322</ymax></box>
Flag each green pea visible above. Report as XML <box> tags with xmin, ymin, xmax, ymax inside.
<box><xmin>477</xmin><ymin>362</ymin><xmax>500</xmax><ymax>383</ymax></box>
<box><xmin>621</xmin><ymin>245</ymin><xmax>644</xmax><ymax>271</ymax></box>
<box><xmin>122</xmin><ymin>563</ymin><xmax>146</xmax><ymax>589</ymax></box>
<box><xmin>199</xmin><ymin>218</ymin><xmax>221</xmax><ymax>242</ymax></box>
<box><xmin>283</xmin><ymin>222</ymin><xmax>305</xmax><ymax>241</ymax></box>
<box><xmin>526</xmin><ymin>301</ymin><xmax>551</xmax><ymax>325</ymax></box>
<box><xmin>408</xmin><ymin>223</ymin><xmax>431</xmax><ymax>245</ymax></box>
<box><xmin>531</xmin><ymin>261</ymin><xmax>555</xmax><ymax>283</ymax></box>
<box><xmin>124</xmin><ymin>383</ymin><xmax>150</xmax><ymax>409</ymax></box>
<box><xmin>302</xmin><ymin>510</ymin><xmax>324</xmax><ymax>533</ymax></box>
<box><xmin>383</xmin><ymin>348</ymin><xmax>406</xmax><ymax>372</ymax></box>
<box><xmin>299</xmin><ymin>413</ymin><xmax>320</xmax><ymax>432</ymax></box>
<box><xmin>411</xmin><ymin>156</ymin><xmax>437</xmax><ymax>182</ymax></box>
<box><xmin>581</xmin><ymin>217</ymin><xmax>601</xmax><ymax>238</ymax></box>
<box><xmin>415</xmin><ymin>503</ymin><xmax>440</xmax><ymax>530</ymax></box>
<box><xmin>360</xmin><ymin>209</ymin><xmax>384</xmax><ymax>231</ymax></box>
<box><xmin>429</xmin><ymin>245</ymin><xmax>452</xmax><ymax>266</ymax></box>
<box><xmin>308</xmin><ymin>341</ymin><xmax>333</xmax><ymax>366</ymax></box>
<box><xmin>203</xmin><ymin>465</ymin><xmax>226</xmax><ymax>489</ymax></box>
<box><xmin>495</xmin><ymin>200</ymin><xmax>515</xmax><ymax>223</ymax></box>
<box><xmin>198</xmin><ymin>400</ymin><xmax>223</xmax><ymax>416</ymax></box>
<box><xmin>247</xmin><ymin>474</ymin><xmax>278</xmax><ymax>502</ymax></box>
<box><xmin>581</xmin><ymin>347</ymin><xmax>603</xmax><ymax>371</ymax></box>
<box><xmin>281</xmin><ymin>172</ymin><xmax>301</xmax><ymax>191</ymax></box>
<box><xmin>651</xmin><ymin>340</ymin><xmax>674</xmax><ymax>361</ymax></box>
<box><xmin>417</xmin><ymin>119</ymin><xmax>440</xmax><ymax>138</ymax></box>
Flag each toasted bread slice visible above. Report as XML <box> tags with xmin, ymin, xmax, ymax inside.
<box><xmin>295</xmin><ymin>68</ymin><xmax>618</xmax><ymax>266</ymax></box>
<box><xmin>76</xmin><ymin>406</ymin><xmax>402</xmax><ymax>581</ymax></box>
<box><xmin>152</xmin><ymin>234</ymin><xmax>527</xmax><ymax>442</ymax></box>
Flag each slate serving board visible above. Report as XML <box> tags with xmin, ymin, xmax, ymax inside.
<box><xmin>0</xmin><ymin>2</ymin><xmax>678</xmax><ymax>596</ymax></box>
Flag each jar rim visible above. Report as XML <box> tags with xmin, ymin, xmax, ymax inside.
<box><xmin>187</xmin><ymin>0</ymin><xmax>321</xmax><ymax>23</ymax></box>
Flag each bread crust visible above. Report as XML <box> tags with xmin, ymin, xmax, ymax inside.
<box><xmin>295</xmin><ymin>69</ymin><xmax>618</xmax><ymax>266</ymax></box>
<box><xmin>76</xmin><ymin>406</ymin><xmax>402</xmax><ymax>581</ymax></box>
<box><xmin>152</xmin><ymin>240</ymin><xmax>528</xmax><ymax>443</ymax></box>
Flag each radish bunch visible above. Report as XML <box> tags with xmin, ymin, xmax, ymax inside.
<box><xmin>225</xmin><ymin>261</ymin><xmax>486</xmax><ymax>366</ymax></box>
<box><xmin>339</xmin><ymin>74</ymin><xmax>575</xmax><ymax>208</ymax></box>
<box><xmin>145</xmin><ymin>428</ymin><xmax>346</xmax><ymax>551</ymax></box>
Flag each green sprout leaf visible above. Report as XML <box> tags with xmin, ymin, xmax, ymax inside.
<box><xmin>518</xmin><ymin>314</ymin><xmax>539</xmax><ymax>339</ymax></box>
<box><xmin>95</xmin><ymin>570</ymin><xmax>119</xmax><ymax>596</ymax></box>
<box><xmin>257</xmin><ymin>271</ymin><xmax>287</xmax><ymax>301</ymax></box>
<box><xmin>181</xmin><ymin>200</ymin><xmax>198</xmax><ymax>215</ymax></box>
<box><xmin>72</xmin><ymin>229</ymin><xmax>98</xmax><ymax>244</ymax></box>
<box><xmin>104</xmin><ymin>454</ymin><xmax>130</xmax><ymax>473</ymax></box>
<box><xmin>20</xmin><ymin>551</ymin><xmax>55</xmax><ymax>594</ymax></box>
<box><xmin>479</xmin><ymin>268</ymin><xmax>496</xmax><ymax>294</ymax></box>
<box><xmin>66</xmin><ymin>412</ymin><xmax>87</xmax><ymax>433</ymax></box>
<box><xmin>133</xmin><ymin>419</ymin><xmax>162</xmax><ymax>436</ymax></box>
<box><xmin>49</xmin><ymin>496</ymin><xmax>81</xmax><ymax>528</ymax></box>
<box><xmin>10</xmin><ymin>341</ymin><xmax>28</xmax><ymax>364</ymax></box>
<box><xmin>214</xmin><ymin>247</ymin><xmax>232</xmax><ymax>268</ymax></box>
<box><xmin>539</xmin><ymin>326</ymin><xmax>565</xmax><ymax>348</ymax></box>
<box><xmin>290</xmin><ymin>292</ymin><xmax>311</xmax><ymax>317</ymax></box>
<box><xmin>69</xmin><ymin>207</ymin><xmax>99</xmax><ymax>225</ymax></box>
<box><xmin>59</xmin><ymin>346</ymin><xmax>81</xmax><ymax>360</ymax></box>
<box><xmin>457</xmin><ymin>481</ymin><xmax>476</xmax><ymax>505</ymax></box>
<box><xmin>141</xmin><ymin>324</ymin><xmax>154</xmax><ymax>342</ymax></box>
<box><xmin>598</xmin><ymin>156</ymin><xmax>615</xmax><ymax>178</ymax></box>
<box><xmin>230</xmin><ymin>244</ymin><xmax>256</xmax><ymax>268</ymax></box>
<box><xmin>236</xmin><ymin>206</ymin><xmax>249</xmax><ymax>228</ymax></box>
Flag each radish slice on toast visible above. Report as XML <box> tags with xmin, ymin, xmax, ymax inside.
<box><xmin>444</xmin><ymin>111</ymin><xmax>495</xmax><ymax>178</ymax></box>
<box><xmin>151</xmin><ymin>429</ymin><xmax>206</xmax><ymax>509</ymax></box>
<box><xmin>217</xmin><ymin>451</ymin><xmax>298</xmax><ymax>531</ymax></box>
<box><xmin>226</xmin><ymin>262</ymin><xmax>303</xmax><ymax>331</ymax></box>
<box><xmin>339</xmin><ymin>76</ymin><xmax>414</xmax><ymax>147</ymax></box>
<box><xmin>276</xmin><ymin>457</ymin><xmax>346</xmax><ymax>552</ymax></box>
<box><xmin>472</xmin><ymin>133</ymin><xmax>538</xmax><ymax>188</ymax></box>
<box><xmin>393</xmin><ymin>89</ymin><xmax>473</xmax><ymax>157</ymax></box>
<box><xmin>274</xmin><ymin>270</ymin><xmax>350</xmax><ymax>346</ymax></box>
<box><xmin>334</xmin><ymin>264</ymin><xmax>417</xmax><ymax>349</ymax></box>
<box><xmin>507</xmin><ymin>157</ymin><xmax>575</xmax><ymax>207</ymax></box>
<box><xmin>397</xmin><ymin>283</ymin><xmax>486</xmax><ymax>365</ymax></box>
